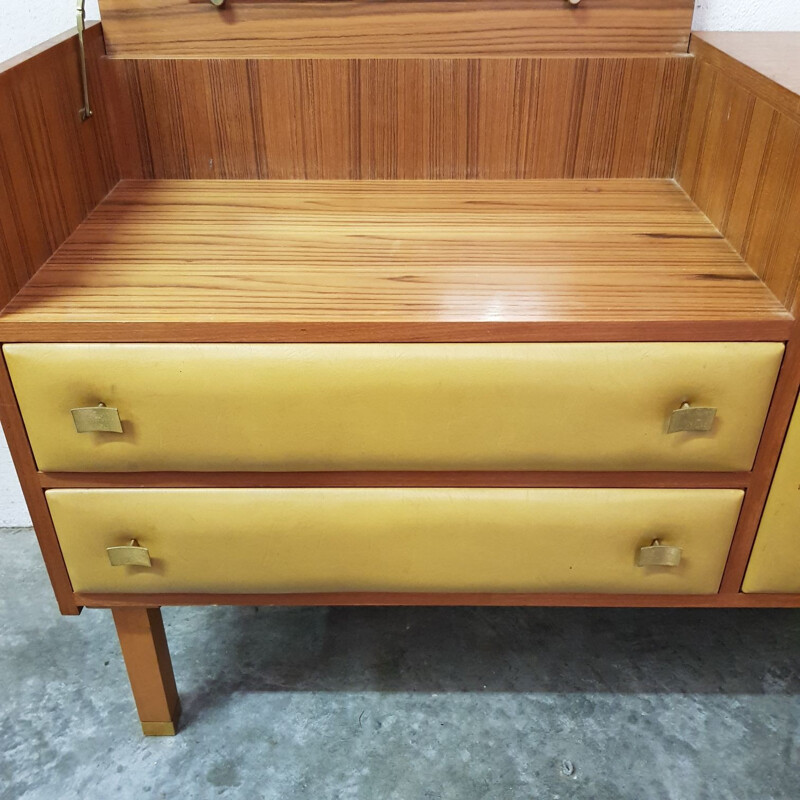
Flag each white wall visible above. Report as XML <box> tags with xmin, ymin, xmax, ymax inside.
<box><xmin>0</xmin><ymin>0</ymin><xmax>799</xmax><ymax>525</ymax></box>
<box><xmin>1</xmin><ymin>2</ymin><xmax>100</xmax><ymax>63</ymax></box>
<box><xmin>694</xmin><ymin>0</ymin><xmax>800</xmax><ymax>30</ymax></box>
<box><xmin>0</xmin><ymin>434</ymin><xmax>27</xmax><ymax>527</ymax></box>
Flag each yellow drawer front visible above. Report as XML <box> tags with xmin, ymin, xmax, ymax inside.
<box><xmin>6</xmin><ymin>343</ymin><xmax>783</xmax><ymax>473</ymax></box>
<box><xmin>744</xmin><ymin>395</ymin><xmax>800</xmax><ymax>593</ymax></box>
<box><xmin>47</xmin><ymin>488</ymin><xmax>743</xmax><ymax>595</ymax></box>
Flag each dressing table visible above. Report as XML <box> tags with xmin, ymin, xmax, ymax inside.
<box><xmin>1</xmin><ymin>0</ymin><xmax>800</xmax><ymax>735</ymax></box>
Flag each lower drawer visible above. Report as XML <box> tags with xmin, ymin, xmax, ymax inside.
<box><xmin>47</xmin><ymin>488</ymin><xmax>743</xmax><ymax>595</ymax></box>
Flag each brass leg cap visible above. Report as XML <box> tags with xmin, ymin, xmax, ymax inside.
<box><xmin>141</xmin><ymin>720</ymin><xmax>178</xmax><ymax>736</ymax></box>
<box><xmin>139</xmin><ymin>700</ymin><xmax>180</xmax><ymax>736</ymax></box>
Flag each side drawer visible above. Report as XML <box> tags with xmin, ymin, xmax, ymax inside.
<box><xmin>5</xmin><ymin>342</ymin><xmax>784</xmax><ymax>472</ymax></box>
<box><xmin>744</xmin><ymin>395</ymin><xmax>800</xmax><ymax>593</ymax></box>
<box><xmin>47</xmin><ymin>488</ymin><xmax>744</xmax><ymax>595</ymax></box>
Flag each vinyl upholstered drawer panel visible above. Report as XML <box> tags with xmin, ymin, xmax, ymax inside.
<box><xmin>4</xmin><ymin>343</ymin><xmax>784</xmax><ymax>473</ymax></box>
<box><xmin>743</xmin><ymin>394</ymin><xmax>800</xmax><ymax>593</ymax></box>
<box><xmin>47</xmin><ymin>488</ymin><xmax>744</xmax><ymax>595</ymax></box>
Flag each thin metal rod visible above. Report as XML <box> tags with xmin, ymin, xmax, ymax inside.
<box><xmin>76</xmin><ymin>0</ymin><xmax>93</xmax><ymax>121</ymax></box>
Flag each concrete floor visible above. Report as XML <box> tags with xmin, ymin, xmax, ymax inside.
<box><xmin>1</xmin><ymin>528</ymin><xmax>800</xmax><ymax>800</ymax></box>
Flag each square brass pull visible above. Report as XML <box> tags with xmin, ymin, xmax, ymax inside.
<box><xmin>637</xmin><ymin>539</ymin><xmax>682</xmax><ymax>568</ymax></box>
<box><xmin>107</xmin><ymin>540</ymin><xmax>152</xmax><ymax>568</ymax></box>
<box><xmin>71</xmin><ymin>403</ymin><xmax>123</xmax><ymax>434</ymax></box>
<box><xmin>667</xmin><ymin>402</ymin><xmax>716</xmax><ymax>434</ymax></box>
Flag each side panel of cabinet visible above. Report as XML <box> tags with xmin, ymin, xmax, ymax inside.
<box><xmin>743</xmin><ymin>394</ymin><xmax>800</xmax><ymax>593</ymax></box>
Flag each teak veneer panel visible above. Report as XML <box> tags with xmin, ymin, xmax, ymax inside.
<box><xmin>690</xmin><ymin>33</ymin><xmax>800</xmax><ymax>123</ymax></box>
<box><xmin>97</xmin><ymin>0</ymin><xmax>694</xmax><ymax>58</ymax></box>
<box><xmin>103</xmin><ymin>56</ymin><xmax>692</xmax><ymax>181</ymax></box>
<box><xmin>0</xmin><ymin>179</ymin><xmax>790</xmax><ymax>343</ymax></box>
<box><xmin>0</xmin><ymin>26</ymin><xmax>123</xmax><ymax>616</ymax></box>
<box><xmin>678</xmin><ymin>33</ymin><xmax>800</xmax><ymax>316</ymax></box>
<box><xmin>112</xmin><ymin>607</ymin><xmax>180</xmax><ymax>734</ymax></box>
<box><xmin>0</xmin><ymin>24</ymin><xmax>118</xmax><ymax>311</ymax></box>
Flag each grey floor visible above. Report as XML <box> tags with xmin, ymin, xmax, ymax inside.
<box><xmin>2</xmin><ymin>527</ymin><xmax>800</xmax><ymax>800</ymax></box>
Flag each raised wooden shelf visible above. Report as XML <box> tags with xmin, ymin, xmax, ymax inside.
<box><xmin>97</xmin><ymin>0</ymin><xmax>695</xmax><ymax>58</ymax></box>
<box><xmin>0</xmin><ymin>179</ymin><xmax>790</xmax><ymax>343</ymax></box>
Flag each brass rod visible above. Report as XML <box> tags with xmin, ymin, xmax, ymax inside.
<box><xmin>76</xmin><ymin>0</ymin><xmax>92</xmax><ymax>121</ymax></box>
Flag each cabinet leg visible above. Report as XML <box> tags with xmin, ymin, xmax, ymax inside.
<box><xmin>112</xmin><ymin>607</ymin><xmax>181</xmax><ymax>736</ymax></box>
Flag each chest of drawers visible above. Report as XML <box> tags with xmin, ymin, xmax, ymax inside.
<box><xmin>1</xmin><ymin>1</ymin><xmax>800</xmax><ymax>736</ymax></box>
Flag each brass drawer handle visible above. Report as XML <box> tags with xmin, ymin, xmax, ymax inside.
<box><xmin>71</xmin><ymin>403</ymin><xmax>123</xmax><ymax>434</ymax></box>
<box><xmin>107</xmin><ymin>539</ymin><xmax>152</xmax><ymax>568</ymax></box>
<box><xmin>637</xmin><ymin>539</ymin><xmax>682</xmax><ymax>568</ymax></box>
<box><xmin>667</xmin><ymin>401</ymin><xmax>716</xmax><ymax>434</ymax></box>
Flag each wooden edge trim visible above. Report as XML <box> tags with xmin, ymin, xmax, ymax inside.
<box><xmin>0</xmin><ymin>320</ymin><xmax>792</xmax><ymax>344</ymax></box>
<box><xmin>76</xmin><ymin>591</ymin><xmax>800</xmax><ymax>609</ymax></box>
<box><xmin>672</xmin><ymin>55</ymin><xmax>700</xmax><ymax>186</ymax></box>
<box><xmin>0</xmin><ymin>356</ymin><xmax>80</xmax><ymax>614</ymax></box>
<box><xmin>99</xmin><ymin>0</ymin><xmax>693</xmax><ymax>60</ymax></box>
<box><xmin>719</xmin><ymin>329</ymin><xmax>800</xmax><ymax>593</ymax></box>
<box><xmin>689</xmin><ymin>34</ymin><xmax>800</xmax><ymax>125</ymax></box>
<box><xmin>0</xmin><ymin>21</ymin><xmax>103</xmax><ymax>78</ymax></box>
<box><xmin>39</xmin><ymin>471</ymin><xmax>752</xmax><ymax>489</ymax></box>
<box><xmin>103</xmin><ymin>53</ymin><xmax>699</xmax><ymax>63</ymax></box>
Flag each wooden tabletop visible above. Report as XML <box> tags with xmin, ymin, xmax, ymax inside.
<box><xmin>0</xmin><ymin>179</ymin><xmax>790</xmax><ymax>342</ymax></box>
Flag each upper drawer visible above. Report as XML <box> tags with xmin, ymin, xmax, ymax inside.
<box><xmin>4</xmin><ymin>342</ymin><xmax>783</xmax><ymax>473</ymax></box>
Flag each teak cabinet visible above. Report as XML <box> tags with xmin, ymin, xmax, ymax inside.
<box><xmin>1</xmin><ymin>0</ymin><xmax>800</xmax><ymax>735</ymax></box>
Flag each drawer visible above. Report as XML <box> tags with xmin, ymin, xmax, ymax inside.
<box><xmin>743</xmin><ymin>395</ymin><xmax>800</xmax><ymax>593</ymax></box>
<box><xmin>6</xmin><ymin>343</ymin><xmax>783</xmax><ymax>473</ymax></box>
<box><xmin>47</xmin><ymin>488</ymin><xmax>743</xmax><ymax>595</ymax></box>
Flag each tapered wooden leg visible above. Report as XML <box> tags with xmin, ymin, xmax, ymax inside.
<box><xmin>112</xmin><ymin>607</ymin><xmax>181</xmax><ymax>736</ymax></box>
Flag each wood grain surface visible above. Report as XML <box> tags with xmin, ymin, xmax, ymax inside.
<box><xmin>77</xmin><ymin>591</ymin><xmax>800</xmax><ymax>609</ymax></box>
<box><xmin>103</xmin><ymin>56</ymin><xmax>692</xmax><ymax>180</ymax></box>
<box><xmin>97</xmin><ymin>0</ymin><xmax>695</xmax><ymax>58</ymax></box>
<box><xmin>112</xmin><ymin>607</ymin><xmax>180</xmax><ymax>730</ymax></box>
<box><xmin>678</xmin><ymin>37</ymin><xmax>800</xmax><ymax>316</ymax></box>
<box><xmin>690</xmin><ymin>33</ymin><xmax>800</xmax><ymax>123</ymax></box>
<box><xmin>0</xmin><ymin>179</ymin><xmax>790</xmax><ymax>343</ymax></box>
<box><xmin>0</xmin><ymin>24</ymin><xmax>118</xmax><ymax>311</ymax></box>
